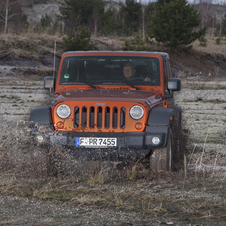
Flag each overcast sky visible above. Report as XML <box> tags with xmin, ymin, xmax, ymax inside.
<box><xmin>107</xmin><ymin>0</ymin><xmax>226</xmax><ymax>6</ymax></box>
<box><xmin>134</xmin><ymin>0</ymin><xmax>226</xmax><ymax>4</ymax></box>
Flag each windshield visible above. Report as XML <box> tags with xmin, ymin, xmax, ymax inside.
<box><xmin>59</xmin><ymin>56</ymin><xmax>160</xmax><ymax>86</ymax></box>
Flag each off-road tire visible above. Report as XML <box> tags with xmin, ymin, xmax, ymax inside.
<box><xmin>150</xmin><ymin>129</ymin><xmax>172</xmax><ymax>171</ymax></box>
<box><xmin>172</xmin><ymin>106</ymin><xmax>183</xmax><ymax>170</ymax></box>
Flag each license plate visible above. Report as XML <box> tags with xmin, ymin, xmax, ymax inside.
<box><xmin>76</xmin><ymin>137</ymin><xmax>117</xmax><ymax>148</ymax></box>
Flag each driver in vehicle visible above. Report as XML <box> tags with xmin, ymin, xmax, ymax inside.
<box><xmin>123</xmin><ymin>62</ymin><xmax>151</xmax><ymax>81</ymax></box>
<box><xmin>123</xmin><ymin>62</ymin><xmax>136</xmax><ymax>80</ymax></box>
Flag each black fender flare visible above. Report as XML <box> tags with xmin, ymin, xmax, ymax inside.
<box><xmin>29</xmin><ymin>106</ymin><xmax>54</xmax><ymax>145</ymax></box>
<box><xmin>29</xmin><ymin>106</ymin><xmax>53</xmax><ymax>143</ymax></box>
<box><xmin>146</xmin><ymin>107</ymin><xmax>173</xmax><ymax>147</ymax></box>
<box><xmin>147</xmin><ymin>107</ymin><xmax>173</xmax><ymax>126</ymax></box>
<box><xmin>29</xmin><ymin>106</ymin><xmax>53</xmax><ymax>125</ymax></box>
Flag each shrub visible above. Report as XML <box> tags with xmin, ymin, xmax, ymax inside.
<box><xmin>123</xmin><ymin>31</ymin><xmax>150</xmax><ymax>51</ymax></box>
<box><xmin>216</xmin><ymin>37</ymin><xmax>221</xmax><ymax>45</ymax></box>
<box><xmin>63</xmin><ymin>27</ymin><xmax>95</xmax><ymax>51</ymax></box>
<box><xmin>40</xmin><ymin>14</ymin><xmax>52</xmax><ymax>29</ymax></box>
<box><xmin>198</xmin><ymin>36</ymin><xmax>207</xmax><ymax>47</ymax></box>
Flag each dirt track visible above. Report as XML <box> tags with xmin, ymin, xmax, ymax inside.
<box><xmin>175</xmin><ymin>77</ymin><xmax>226</xmax><ymax>167</ymax></box>
<box><xmin>0</xmin><ymin>194</ymin><xmax>153</xmax><ymax>225</ymax></box>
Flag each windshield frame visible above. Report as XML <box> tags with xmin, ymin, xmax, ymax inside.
<box><xmin>55</xmin><ymin>52</ymin><xmax>165</xmax><ymax>94</ymax></box>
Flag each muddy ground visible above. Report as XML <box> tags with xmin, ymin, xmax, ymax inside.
<box><xmin>0</xmin><ymin>67</ymin><xmax>226</xmax><ymax>225</ymax></box>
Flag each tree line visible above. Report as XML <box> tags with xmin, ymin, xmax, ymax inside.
<box><xmin>1</xmin><ymin>0</ymin><xmax>226</xmax><ymax>49</ymax></box>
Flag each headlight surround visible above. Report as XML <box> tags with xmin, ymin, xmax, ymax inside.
<box><xmin>56</xmin><ymin>104</ymin><xmax>71</xmax><ymax>119</ymax></box>
<box><xmin>129</xmin><ymin>105</ymin><xmax>144</xmax><ymax>120</ymax></box>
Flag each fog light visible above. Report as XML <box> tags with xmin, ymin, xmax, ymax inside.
<box><xmin>152</xmin><ymin>136</ymin><xmax>160</xmax><ymax>145</ymax></box>
<box><xmin>56</xmin><ymin>121</ymin><xmax>64</xmax><ymax>129</ymax></box>
<box><xmin>135</xmin><ymin>122</ymin><xmax>143</xmax><ymax>130</ymax></box>
<box><xmin>36</xmin><ymin>135</ymin><xmax>44</xmax><ymax>143</ymax></box>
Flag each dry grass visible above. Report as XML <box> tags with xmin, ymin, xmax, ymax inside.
<box><xmin>0</xmin><ymin>121</ymin><xmax>226</xmax><ymax>225</ymax></box>
<box><xmin>0</xmin><ymin>33</ymin><xmax>64</xmax><ymax>61</ymax></box>
<box><xmin>193</xmin><ymin>37</ymin><xmax>226</xmax><ymax>56</ymax></box>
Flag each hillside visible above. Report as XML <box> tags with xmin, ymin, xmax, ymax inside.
<box><xmin>19</xmin><ymin>1</ymin><xmax>226</xmax><ymax>25</ymax></box>
<box><xmin>0</xmin><ymin>33</ymin><xmax>226</xmax><ymax>80</ymax></box>
<box><xmin>21</xmin><ymin>1</ymin><xmax>62</xmax><ymax>24</ymax></box>
<box><xmin>194</xmin><ymin>2</ymin><xmax>226</xmax><ymax>21</ymax></box>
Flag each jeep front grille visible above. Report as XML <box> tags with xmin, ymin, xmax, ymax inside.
<box><xmin>74</xmin><ymin>106</ymin><xmax>126</xmax><ymax>129</ymax></box>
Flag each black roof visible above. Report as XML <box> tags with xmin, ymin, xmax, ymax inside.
<box><xmin>63</xmin><ymin>51</ymin><xmax>169</xmax><ymax>59</ymax></box>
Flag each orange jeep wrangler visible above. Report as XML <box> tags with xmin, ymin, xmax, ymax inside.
<box><xmin>29</xmin><ymin>51</ymin><xmax>181</xmax><ymax>176</ymax></box>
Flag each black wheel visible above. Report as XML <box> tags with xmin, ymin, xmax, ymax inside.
<box><xmin>30</xmin><ymin>145</ymin><xmax>51</xmax><ymax>178</ymax></box>
<box><xmin>150</xmin><ymin>106</ymin><xmax>183</xmax><ymax>172</ymax></box>
<box><xmin>150</xmin><ymin>129</ymin><xmax>172</xmax><ymax>171</ymax></box>
<box><xmin>172</xmin><ymin>106</ymin><xmax>183</xmax><ymax>170</ymax></box>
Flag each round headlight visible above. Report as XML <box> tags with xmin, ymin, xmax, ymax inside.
<box><xmin>56</xmin><ymin>104</ymin><xmax>71</xmax><ymax>119</ymax></box>
<box><xmin>129</xmin><ymin>105</ymin><xmax>144</xmax><ymax>120</ymax></box>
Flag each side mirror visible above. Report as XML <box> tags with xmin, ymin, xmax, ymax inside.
<box><xmin>168</xmin><ymin>78</ymin><xmax>181</xmax><ymax>91</ymax></box>
<box><xmin>165</xmin><ymin>78</ymin><xmax>181</xmax><ymax>99</ymax></box>
<box><xmin>44</xmin><ymin>76</ymin><xmax>55</xmax><ymax>92</ymax></box>
<box><xmin>44</xmin><ymin>76</ymin><xmax>55</xmax><ymax>94</ymax></box>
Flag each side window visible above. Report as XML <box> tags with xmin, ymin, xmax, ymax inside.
<box><xmin>163</xmin><ymin>59</ymin><xmax>168</xmax><ymax>90</ymax></box>
<box><xmin>167</xmin><ymin>60</ymin><xmax>172</xmax><ymax>78</ymax></box>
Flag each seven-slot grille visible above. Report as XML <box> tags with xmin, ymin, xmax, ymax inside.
<box><xmin>74</xmin><ymin>106</ymin><xmax>126</xmax><ymax>129</ymax></box>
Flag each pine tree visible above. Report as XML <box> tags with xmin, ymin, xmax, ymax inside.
<box><xmin>148</xmin><ymin>0</ymin><xmax>206</xmax><ymax>48</ymax></box>
<box><xmin>60</xmin><ymin>0</ymin><xmax>104</xmax><ymax>34</ymax></box>
<box><xmin>120</xmin><ymin>0</ymin><xmax>142</xmax><ymax>35</ymax></box>
<box><xmin>63</xmin><ymin>26</ymin><xmax>94</xmax><ymax>51</ymax></box>
<box><xmin>102</xmin><ymin>6</ymin><xmax>120</xmax><ymax>36</ymax></box>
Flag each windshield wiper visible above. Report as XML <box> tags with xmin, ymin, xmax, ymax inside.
<box><xmin>123</xmin><ymin>82</ymin><xmax>142</xmax><ymax>90</ymax></box>
<box><xmin>81</xmin><ymin>83</ymin><xmax>99</xmax><ymax>89</ymax></box>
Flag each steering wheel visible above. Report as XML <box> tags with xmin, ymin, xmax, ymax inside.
<box><xmin>130</xmin><ymin>77</ymin><xmax>143</xmax><ymax>81</ymax></box>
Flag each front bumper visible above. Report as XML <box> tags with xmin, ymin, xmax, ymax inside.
<box><xmin>30</xmin><ymin>125</ymin><xmax>170</xmax><ymax>161</ymax></box>
<box><xmin>32</xmin><ymin>126</ymin><xmax>169</xmax><ymax>149</ymax></box>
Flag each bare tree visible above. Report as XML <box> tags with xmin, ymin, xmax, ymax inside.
<box><xmin>4</xmin><ymin>0</ymin><xmax>9</xmax><ymax>33</ymax></box>
<box><xmin>195</xmin><ymin>1</ymin><xmax>215</xmax><ymax>29</ymax></box>
<box><xmin>92</xmin><ymin>7</ymin><xmax>100</xmax><ymax>37</ymax></box>
<box><xmin>142</xmin><ymin>6</ymin><xmax>145</xmax><ymax>39</ymax></box>
<box><xmin>0</xmin><ymin>0</ymin><xmax>19</xmax><ymax>34</ymax></box>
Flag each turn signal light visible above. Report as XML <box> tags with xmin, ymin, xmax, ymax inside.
<box><xmin>56</xmin><ymin>121</ymin><xmax>64</xmax><ymax>129</ymax></box>
<box><xmin>135</xmin><ymin>122</ymin><xmax>143</xmax><ymax>130</ymax></box>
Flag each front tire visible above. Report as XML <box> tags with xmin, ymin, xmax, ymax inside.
<box><xmin>150</xmin><ymin>129</ymin><xmax>172</xmax><ymax>171</ymax></box>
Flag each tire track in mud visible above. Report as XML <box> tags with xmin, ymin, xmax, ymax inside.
<box><xmin>0</xmin><ymin>79</ymin><xmax>51</xmax><ymax>124</ymax></box>
<box><xmin>0</xmin><ymin>194</ymin><xmax>152</xmax><ymax>226</ymax></box>
<box><xmin>174</xmin><ymin>78</ymin><xmax>226</xmax><ymax>165</ymax></box>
